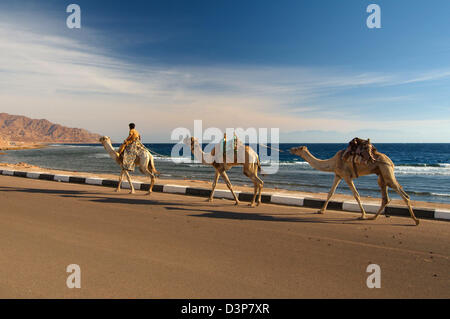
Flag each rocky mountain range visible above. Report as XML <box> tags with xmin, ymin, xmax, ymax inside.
<box><xmin>0</xmin><ymin>113</ymin><xmax>101</xmax><ymax>144</ymax></box>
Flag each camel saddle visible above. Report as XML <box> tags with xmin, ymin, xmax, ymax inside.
<box><xmin>342</xmin><ymin>137</ymin><xmax>377</xmax><ymax>178</ymax></box>
<box><xmin>221</xmin><ymin>134</ymin><xmax>240</xmax><ymax>163</ymax></box>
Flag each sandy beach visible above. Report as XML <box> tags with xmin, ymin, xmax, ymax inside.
<box><xmin>0</xmin><ymin>174</ymin><xmax>449</xmax><ymax>298</ymax></box>
<box><xmin>0</xmin><ymin>142</ymin><xmax>47</xmax><ymax>151</ymax></box>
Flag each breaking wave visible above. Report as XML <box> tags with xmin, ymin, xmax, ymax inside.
<box><xmin>395</xmin><ymin>163</ymin><xmax>450</xmax><ymax>176</ymax></box>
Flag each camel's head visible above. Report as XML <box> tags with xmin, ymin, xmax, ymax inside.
<box><xmin>290</xmin><ymin>146</ymin><xmax>307</xmax><ymax>156</ymax></box>
<box><xmin>99</xmin><ymin>136</ymin><xmax>111</xmax><ymax>144</ymax></box>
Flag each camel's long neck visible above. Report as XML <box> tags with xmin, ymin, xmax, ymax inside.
<box><xmin>300</xmin><ymin>149</ymin><xmax>336</xmax><ymax>172</ymax></box>
<box><xmin>102</xmin><ymin>141</ymin><xmax>120</xmax><ymax>163</ymax></box>
<box><xmin>192</xmin><ymin>143</ymin><xmax>211</xmax><ymax>165</ymax></box>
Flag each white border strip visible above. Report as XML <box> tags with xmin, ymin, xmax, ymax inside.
<box><xmin>435</xmin><ymin>209</ymin><xmax>450</xmax><ymax>220</ymax></box>
<box><xmin>53</xmin><ymin>175</ymin><xmax>70</xmax><ymax>182</ymax></box>
<box><xmin>26</xmin><ymin>172</ymin><xmax>43</xmax><ymax>179</ymax></box>
<box><xmin>85</xmin><ymin>178</ymin><xmax>104</xmax><ymax>186</ymax></box>
<box><xmin>343</xmin><ymin>201</ymin><xmax>380</xmax><ymax>214</ymax></box>
<box><xmin>163</xmin><ymin>184</ymin><xmax>188</xmax><ymax>194</ymax></box>
<box><xmin>271</xmin><ymin>194</ymin><xmax>304</xmax><ymax>206</ymax></box>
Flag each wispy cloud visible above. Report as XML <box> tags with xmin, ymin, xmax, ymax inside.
<box><xmin>395</xmin><ymin>70</ymin><xmax>450</xmax><ymax>85</ymax></box>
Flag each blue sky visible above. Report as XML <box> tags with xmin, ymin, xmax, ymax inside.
<box><xmin>0</xmin><ymin>0</ymin><xmax>450</xmax><ymax>142</ymax></box>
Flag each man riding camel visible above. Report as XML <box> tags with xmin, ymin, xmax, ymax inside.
<box><xmin>118</xmin><ymin>123</ymin><xmax>144</xmax><ymax>171</ymax></box>
<box><xmin>119</xmin><ymin>123</ymin><xmax>141</xmax><ymax>155</ymax></box>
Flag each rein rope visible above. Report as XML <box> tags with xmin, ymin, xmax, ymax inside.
<box><xmin>258</xmin><ymin>143</ymin><xmax>284</xmax><ymax>153</ymax></box>
<box><xmin>139</xmin><ymin>143</ymin><xmax>169</xmax><ymax>158</ymax></box>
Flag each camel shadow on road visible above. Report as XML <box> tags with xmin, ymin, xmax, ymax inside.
<box><xmin>0</xmin><ymin>185</ymin><xmax>413</xmax><ymax>226</ymax></box>
<box><xmin>165</xmin><ymin>206</ymin><xmax>359</xmax><ymax>224</ymax></box>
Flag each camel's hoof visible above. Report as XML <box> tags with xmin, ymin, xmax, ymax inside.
<box><xmin>129</xmin><ymin>191</ymin><xmax>136</xmax><ymax>194</ymax></box>
<box><xmin>146</xmin><ymin>191</ymin><xmax>152</xmax><ymax>195</ymax></box>
<box><xmin>317</xmin><ymin>210</ymin><xmax>324</xmax><ymax>214</ymax></box>
<box><xmin>234</xmin><ymin>201</ymin><xmax>240</xmax><ymax>206</ymax></box>
<box><xmin>370</xmin><ymin>216</ymin><xmax>378</xmax><ymax>221</ymax></box>
<box><xmin>115</xmin><ymin>189</ymin><xmax>120</xmax><ymax>193</ymax></box>
<box><xmin>249</xmin><ymin>203</ymin><xmax>256</xmax><ymax>208</ymax></box>
<box><xmin>415</xmin><ymin>219</ymin><xmax>420</xmax><ymax>226</ymax></box>
<box><xmin>206</xmin><ymin>198</ymin><xmax>213</xmax><ymax>202</ymax></box>
<box><xmin>358</xmin><ymin>216</ymin><xmax>368</xmax><ymax>220</ymax></box>
<box><xmin>256</xmin><ymin>201</ymin><xmax>261</xmax><ymax>206</ymax></box>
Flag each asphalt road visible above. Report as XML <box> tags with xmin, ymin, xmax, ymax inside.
<box><xmin>0</xmin><ymin>175</ymin><xmax>448</xmax><ymax>298</ymax></box>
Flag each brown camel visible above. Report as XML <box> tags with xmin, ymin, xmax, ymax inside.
<box><xmin>290</xmin><ymin>146</ymin><xmax>419</xmax><ymax>225</ymax></box>
<box><xmin>184</xmin><ymin>136</ymin><xmax>264</xmax><ymax>207</ymax></box>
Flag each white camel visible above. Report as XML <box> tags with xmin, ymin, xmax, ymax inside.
<box><xmin>183</xmin><ymin>136</ymin><xmax>263</xmax><ymax>207</ymax></box>
<box><xmin>99</xmin><ymin>136</ymin><xmax>158</xmax><ymax>194</ymax></box>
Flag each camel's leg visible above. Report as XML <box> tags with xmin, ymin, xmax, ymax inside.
<box><xmin>371</xmin><ymin>176</ymin><xmax>391</xmax><ymax>220</ymax></box>
<box><xmin>116</xmin><ymin>170</ymin><xmax>125</xmax><ymax>192</ymax></box>
<box><xmin>391</xmin><ymin>183</ymin><xmax>419</xmax><ymax>226</ymax></box>
<box><xmin>124</xmin><ymin>170</ymin><xmax>135</xmax><ymax>194</ymax></box>
<box><xmin>344</xmin><ymin>178</ymin><xmax>367</xmax><ymax>219</ymax></box>
<box><xmin>219</xmin><ymin>171</ymin><xmax>240</xmax><ymax>205</ymax></box>
<box><xmin>250</xmin><ymin>162</ymin><xmax>264</xmax><ymax>206</ymax></box>
<box><xmin>255</xmin><ymin>175</ymin><xmax>264</xmax><ymax>206</ymax></box>
<box><xmin>243</xmin><ymin>163</ymin><xmax>263</xmax><ymax>207</ymax></box>
<box><xmin>144</xmin><ymin>168</ymin><xmax>156</xmax><ymax>195</ymax></box>
<box><xmin>249</xmin><ymin>179</ymin><xmax>258</xmax><ymax>207</ymax></box>
<box><xmin>319</xmin><ymin>175</ymin><xmax>342</xmax><ymax>214</ymax></box>
<box><xmin>381</xmin><ymin>164</ymin><xmax>419</xmax><ymax>225</ymax></box>
<box><xmin>208</xmin><ymin>171</ymin><xmax>220</xmax><ymax>202</ymax></box>
<box><xmin>148</xmin><ymin>173</ymin><xmax>155</xmax><ymax>194</ymax></box>
<box><xmin>244</xmin><ymin>164</ymin><xmax>260</xmax><ymax>207</ymax></box>
<box><xmin>251</xmin><ymin>172</ymin><xmax>264</xmax><ymax>206</ymax></box>
<box><xmin>140</xmin><ymin>160</ymin><xmax>155</xmax><ymax>195</ymax></box>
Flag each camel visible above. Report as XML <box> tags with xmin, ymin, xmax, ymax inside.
<box><xmin>99</xmin><ymin>136</ymin><xmax>158</xmax><ymax>194</ymax></box>
<box><xmin>290</xmin><ymin>146</ymin><xmax>419</xmax><ymax>225</ymax></box>
<box><xmin>183</xmin><ymin>136</ymin><xmax>264</xmax><ymax>207</ymax></box>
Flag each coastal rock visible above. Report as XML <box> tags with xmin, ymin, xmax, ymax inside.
<box><xmin>0</xmin><ymin>113</ymin><xmax>101</xmax><ymax>143</ymax></box>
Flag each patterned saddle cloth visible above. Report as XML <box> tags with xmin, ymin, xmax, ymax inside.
<box><xmin>122</xmin><ymin>140</ymin><xmax>147</xmax><ymax>171</ymax></box>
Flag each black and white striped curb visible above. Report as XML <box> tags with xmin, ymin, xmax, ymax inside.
<box><xmin>2</xmin><ymin>169</ymin><xmax>449</xmax><ymax>221</ymax></box>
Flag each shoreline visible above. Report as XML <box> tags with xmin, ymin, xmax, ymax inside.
<box><xmin>0</xmin><ymin>141</ymin><xmax>101</xmax><ymax>151</ymax></box>
<box><xmin>0</xmin><ymin>142</ymin><xmax>48</xmax><ymax>151</ymax></box>
<box><xmin>1</xmin><ymin>161</ymin><xmax>450</xmax><ymax>211</ymax></box>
